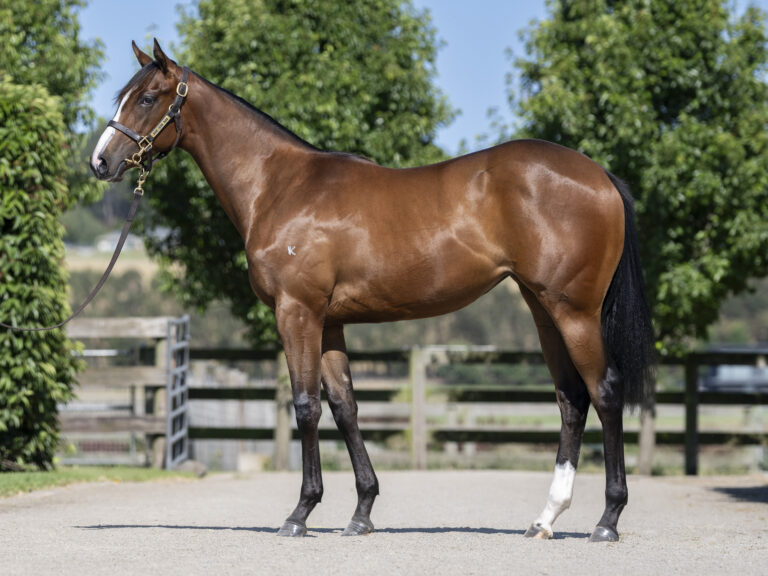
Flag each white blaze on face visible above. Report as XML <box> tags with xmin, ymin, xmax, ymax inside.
<box><xmin>530</xmin><ymin>461</ymin><xmax>577</xmax><ymax>538</ymax></box>
<box><xmin>90</xmin><ymin>89</ymin><xmax>133</xmax><ymax>167</ymax></box>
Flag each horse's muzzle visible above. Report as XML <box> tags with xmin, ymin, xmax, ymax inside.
<box><xmin>90</xmin><ymin>157</ymin><xmax>126</xmax><ymax>182</ymax></box>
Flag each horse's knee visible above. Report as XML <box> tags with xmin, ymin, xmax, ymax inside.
<box><xmin>293</xmin><ymin>393</ymin><xmax>321</xmax><ymax>430</ymax></box>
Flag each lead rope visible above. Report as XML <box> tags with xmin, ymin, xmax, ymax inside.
<box><xmin>0</xmin><ymin>171</ymin><xmax>147</xmax><ymax>333</ymax></box>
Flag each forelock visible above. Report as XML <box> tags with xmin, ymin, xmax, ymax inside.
<box><xmin>114</xmin><ymin>62</ymin><xmax>160</xmax><ymax>106</ymax></box>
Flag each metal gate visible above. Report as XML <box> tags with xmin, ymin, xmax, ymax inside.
<box><xmin>166</xmin><ymin>315</ymin><xmax>190</xmax><ymax>469</ymax></box>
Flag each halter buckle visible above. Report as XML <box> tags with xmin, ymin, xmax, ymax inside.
<box><xmin>176</xmin><ymin>81</ymin><xmax>189</xmax><ymax>98</ymax></box>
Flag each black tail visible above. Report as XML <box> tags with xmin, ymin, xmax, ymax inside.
<box><xmin>601</xmin><ymin>171</ymin><xmax>655</xmax><ymax>409</ymax></box>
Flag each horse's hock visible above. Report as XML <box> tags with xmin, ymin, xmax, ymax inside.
<box><xmin>61</xmin><ymin>316</ymin><xmax>190</xmax><ymax>469</ymax></box>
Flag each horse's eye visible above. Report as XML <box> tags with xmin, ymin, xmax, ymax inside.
<box><xmin>140</xmin><ymin>94</ymin><xmax>156</xmax><ymax>107</ymax></box>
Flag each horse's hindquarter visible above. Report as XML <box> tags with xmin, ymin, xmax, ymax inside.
<box><xmin>494</xmin><ymin>141</ymin><xmax>626</xmax><ymax>315</ymax></box>
<box><xmin>251</xmin><ymin>141</ymin><xmax>624</xmax><ymax>323</ymax></box>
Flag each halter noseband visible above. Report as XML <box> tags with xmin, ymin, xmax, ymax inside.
<box><xmin>108</xmin><ymin>66</ymin><xmax>190</xmax><ymax>182</ymax></box>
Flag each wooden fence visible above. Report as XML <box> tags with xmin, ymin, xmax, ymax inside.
<box><xmin>187</xmin><ymin>346</ymin><xmax>768</xmax><ymax>475</ymax></box>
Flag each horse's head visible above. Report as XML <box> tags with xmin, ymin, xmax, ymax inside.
<box><xmin>90</xmin><ymin>39</ymin><xmax>189</xmax><ymax>182</ymax></box>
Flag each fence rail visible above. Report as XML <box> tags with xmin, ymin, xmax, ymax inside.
<box><xmin>64</xmin><ymin>330</ymin><xmax>768</xmax><ymax>473</ymax></box>
<box><xmin>187</xmin><ymin>346</ymin><xmax>768</xmax><ymax>475</ymax></box>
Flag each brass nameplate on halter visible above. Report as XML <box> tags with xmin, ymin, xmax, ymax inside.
<box><xmin>150</xmin><ymin>115</ymin><xmax>172</xmax><ymax>138</ymax></box>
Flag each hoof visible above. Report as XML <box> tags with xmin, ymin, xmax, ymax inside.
<box><xmin>342</xmin><ymin>517</ymin><xmax>374</xmax><ymax>536</ymax></box>
<box><xmin>588</xmin><ymin>525</ymin><xmax>619</xmax><ymax>543</ymax></box>
<box><xmin>276</xmin><ymin>520</ymin><xmax>307</xmax><ymax>537</ymax></box>
<box><xmin>524</xmin><ymin>523</ymin><xmax>553</xmax><ymax>540</ymax></box>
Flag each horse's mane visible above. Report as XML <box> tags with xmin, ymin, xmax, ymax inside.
<box><xmin>195</xmin><ymin>73</ymin><xmax>320</xmax><ymax>152</ymax></box>
<box><xmin>115</xmin><ymin>63</ymin><xmax>371</xmax><ymax>158</ymax></box>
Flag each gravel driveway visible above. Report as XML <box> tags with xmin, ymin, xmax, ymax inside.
<box><xmin>1</xmin><ymin>470</ymin><xmax>766</xmax><ymax>575</ymax></box>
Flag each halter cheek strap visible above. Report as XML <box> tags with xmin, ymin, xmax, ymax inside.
<box><xmin>108</xmin><ymin>66</ymin><xmax>190</xmax><ymax>172</ymax></box>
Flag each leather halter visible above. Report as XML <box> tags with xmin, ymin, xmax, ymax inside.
<box><xmin>108</xmin><ymin>66</ymin><xmax>190</xmax><ymax>173</ymax></box>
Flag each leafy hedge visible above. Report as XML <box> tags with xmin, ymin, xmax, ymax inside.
<box><xmin>0</xmin><ymin>79</ymin><xmax>82</xmax><ymax>470</ymax></box>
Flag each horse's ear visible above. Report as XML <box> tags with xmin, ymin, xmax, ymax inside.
<box><xmin>132</xmin><ymin>41</ymin><xmax>153</xmax><ymax>68</ymax></box>
<box><xmin>152</xmin><ymin>38</ymin><xmax>178</xmax><ymax>75</ymax></box>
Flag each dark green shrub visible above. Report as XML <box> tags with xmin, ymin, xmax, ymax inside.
<box><xmin>0</xmin><ymin>80</ymin><xmax>82</xmax><ymax>470</ymax></box>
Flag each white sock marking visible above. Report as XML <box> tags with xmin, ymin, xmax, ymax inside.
<box><xmin>531</xmin><ymin>461</ymin><xmax>576</xmax><ymax>537</ymax></box>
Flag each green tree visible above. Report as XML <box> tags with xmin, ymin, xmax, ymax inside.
<box><xmin>0</xmin><ymin>0</ymin><xmax>105</xmax><ymax>203</ymax></box>
<box><xmin>513</xmin><ymin>0</ymin><xmax>768</xmax><ymax>353</ymax></box>
<box><xmin>141</xmin><ymin>0</ymin><xmax>455</xmax><ymax>346</ymax></box>
<box><xmin>0</xmin><ymin>81</ymin><xmax>82</xmax><ymax>470</ymax></box>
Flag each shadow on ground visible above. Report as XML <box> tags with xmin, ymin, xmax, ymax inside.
<box><xmin>75</xmin><ymin>524</ymin><xmax>589</xmax><ymax>539</ymax></box>
<box><xmin>711</xmin><ymin>484</ymin><xmax>768</xmax><ymax>504</ymax></box>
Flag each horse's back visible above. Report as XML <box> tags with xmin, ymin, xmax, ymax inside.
<box><xmin>311</xmin><ymin>140</ymin><xmax>624</xmax><ymax>323</ymax></box>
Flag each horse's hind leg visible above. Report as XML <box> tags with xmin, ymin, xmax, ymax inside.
<box><xmin>321</xmin><ymin>324</ymin><xmax>379</xmax><ymax>536</ymax></box>
<box><xmin>520</xmin><ymin>286</ymin><xmax>591</xmax><ymax>540</ymax></box>
<box><xmin>554</xmin><ymin>310</ymin><xmax>628</xmax><ymax>543</ymax></box>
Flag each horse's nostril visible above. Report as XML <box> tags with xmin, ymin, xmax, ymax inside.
<box><xmin>89</xmin><ymin>156</ymin><xmax>107</xmax><ymax>179</ymax></box>
<box><xmin>96</xmin><ymin>157</ymin><xmax>108</xmax><ymax>177</ymax></box>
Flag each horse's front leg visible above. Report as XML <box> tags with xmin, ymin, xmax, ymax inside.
<box><xmin>275</xmin><ymin>298</ymin><xmax>325</xmax><ymax>537</ymax></box>
<box><xmin>321</xmin><ymin>324</ymin><xmax>379</xmax><ymax>536</ymax></box>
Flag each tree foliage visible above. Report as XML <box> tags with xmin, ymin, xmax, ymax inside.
<box><xmin>0</xmin><ymin>81</ymin><xmax>82</xmax><ymax>470</ymax></box>
<box><xmin>140</xmin><ymin>0</ymin><xmax>455</xmax><ymax>346</ymax></box>
<box><xmin>0</xmin><ymin>0</ymin><xmax>105</xmax><ymax>203</ymax></box>
<box><xmin>513</xmin><ymin>0</ymin><xmax>768</xmax><ymax>353</ymax></box>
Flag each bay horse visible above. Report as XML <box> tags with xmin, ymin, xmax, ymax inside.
<box><xmin>91</xmin><ymin>40</ymin><xmax>654</xmax><ymax>542</ymax></box>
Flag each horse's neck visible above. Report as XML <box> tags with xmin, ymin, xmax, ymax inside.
<box><xmin>180</xmin><ymin>76</ymin><xmax>313</xmax><ymax>239</ymax></box>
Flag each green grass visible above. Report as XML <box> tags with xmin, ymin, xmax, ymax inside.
<box><xmin>0</xmin><ymin>466</ymin><xmax>195</xmax><ymax>498</ymax></box>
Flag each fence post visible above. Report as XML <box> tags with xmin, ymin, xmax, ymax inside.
<box><xmin>150</xmin><ymin>335</ymin><xmax>168</xmax><ymax>468</ymax></box>
<box><xmin>410</xmin><ymin>347</ymin><xmax>427</xmax><ymax>470</ymax></box>
<box><xmin>273</xmin><ymin>351</ymin><xmax>292</xmax><ymax>470</ymax></box>
<box><xmin>637</xmin><ymin>392</ymin><xmax>656</xmax><ymax>475</ymax></box>
<box><xmin>684</xmin><ymin>357</ymin><xmax>699</xmax><ymax>475</ymax></box>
